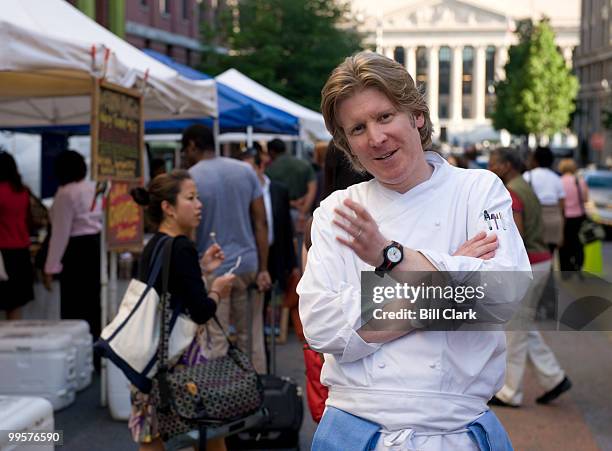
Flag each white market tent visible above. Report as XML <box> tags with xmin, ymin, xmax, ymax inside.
<box><xmin>0</xmin><ymin>0</ymin><xmax>217</xmax><ymax>128</ymax></box>
<box><xmin>216</xmin><ymin>68</ymin><xmax>330</xmax><ymax>143</ymax></box>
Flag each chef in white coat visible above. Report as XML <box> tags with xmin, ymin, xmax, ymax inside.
<box><xmin>297</xmin><ymin>52</ymin><xmax>531</xmax><ymax>450</ymax></box>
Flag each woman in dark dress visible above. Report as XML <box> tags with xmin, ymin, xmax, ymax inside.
<box><xmin>129</xmin><ymin>170</ymin><xmax>235</xmax><ymax>451</ymax></box>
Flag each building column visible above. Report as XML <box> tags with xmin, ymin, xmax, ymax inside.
<box><xmin>473</xmin><ymin>45</ymin><xmax>486</xmax><ymax>121</ymax></box>
<box><xmin>383</xmin><ymin>46</ymin><xmax>394</xmax><ymax>59</ymax></box>
<box><xmin>427</xmin><ymin>46</ymin><xmax>439</xmax><ymax>122</ymax></box>
<box><xmin>495</xmin><ymin>46</ymin><xmax>508</xmax><ymax>80</ymax></box>
<box><xmin>76</xmin><ymin>0</ymin><xmax>95</xmax><ymax>19</ymax></box>
<box><xmin>108</xmin><ymin>0</ymin><xmax>126</xmax><ymax>38</ymax></box>
<box><xmin>450</xmin><ymin>45</ymin><xmax>463</xmax><ymax>122</ymax></box>
<box><xmin>563</xmin><ymin>46</ymin><xmax>574</xmax><ymax>68</ymax></box>
<box><xmin>406</xmin><ymin>46</ymin><xmax>417</xmax><ymax>78</ymax></box>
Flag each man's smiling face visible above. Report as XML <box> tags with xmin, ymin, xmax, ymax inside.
<box><xmin>338</xmin><ymin>87</ymin><xmax>427</xmax><ymax>193</ymax></box>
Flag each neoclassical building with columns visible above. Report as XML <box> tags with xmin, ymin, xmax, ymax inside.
<box><xmin>353</xmin><ymin>0</ymin><xmax>579</xmax><ymax>145</ymax></box>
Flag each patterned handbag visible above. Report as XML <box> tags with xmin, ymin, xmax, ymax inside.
<box><xmin>149</xmin><ymin>248</ymin><xmax>264</xmax><ymax>444</ymax></box>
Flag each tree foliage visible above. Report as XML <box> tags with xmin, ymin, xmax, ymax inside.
<box><xmin>199</xmin><ymin>0</ymin><xmax>364</xmax><ymax>111</ymax></box>
<box><xmin>492</xmin><ymin>18</ymin><xmax>579</xmax><ymax>137</ymax></box>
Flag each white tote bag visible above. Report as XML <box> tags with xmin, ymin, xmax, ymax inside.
<box><xmin>95</xmin><ymin>237</ymin><xmax>197</xmax><ymax>392</ymax></box>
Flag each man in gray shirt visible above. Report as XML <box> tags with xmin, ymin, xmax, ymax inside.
<box><xmin>182</xmin><ymin>124</ymin><xmax>271</xmax><ymax>373</ymax></box>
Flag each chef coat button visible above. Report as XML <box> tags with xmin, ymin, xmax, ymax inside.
<box><xmin>378</xmin><ymin>362</ymin><xmax>386</xmax><ymax>369</ymax></box>
<box><xmin>434</xmin><ymin>221</ymin><xmax>441</xmax><ymax>227</ymax></box>
<box><xmin>429</xmin><ymin>362</ymin><xmax>437</xmax><ymax>368</ymax></box>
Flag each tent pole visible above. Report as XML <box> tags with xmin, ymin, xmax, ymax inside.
<box><xmin>246</xmin><ymin>125</ymin><xmax>253</xmax><ymax>147</ymax></box>
<box><xmin>109</xmin><ymin>251</ymin><xmax>118</xmax><ymax>326</ymax></box>
<box><xmin>100</xmin><ymin>206</ymin><xmax>108</xmax><ymax>407</ymax></box>
<box><xmin>213</xmin><ymin>118</ymin><xmax>220</xmax><ymax>157</ymax></box>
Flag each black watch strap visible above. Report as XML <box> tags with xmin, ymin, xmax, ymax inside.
<box><xmin>375</xmin><ymin>241</ymin><xmax>403</xmax><ymax>277</ymax></box>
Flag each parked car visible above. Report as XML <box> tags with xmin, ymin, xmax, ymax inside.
<box><xmin>583</xmin><ymin>170</ymin><xmax>612</xmax><ymax>228</ymax></box>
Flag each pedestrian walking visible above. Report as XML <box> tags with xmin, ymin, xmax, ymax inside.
<box><xmin>0</xmin><ymin>150</ymin><xmax>34</xmax><ymax>320</ymax></box>
<box><xmin>523</xmin><ymin>146</ymin><xmax>565</xmax><ymax>253</ymax></box>
<box><xmin>43</xmin><ymin>150</ymin><xmax>103</xmax><ymax>339</ymax></box>
<box><xmin>558</xmin><ymin>158</ymin><xmax>589</xmax><ymax>272</ymax></box>
<box><xmin>488</xmin><ymin>148</ymin><xmax>572</xmax><ymax>408</ymax></box>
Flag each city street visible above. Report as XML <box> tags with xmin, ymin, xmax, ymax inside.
<box><xmin>47</xmin><ymin>243</ymin><xmax>612</xmax><ymax>451</ymax></box>
<box><xmin>1</xmin><ymin>1</ymin><xmax>611</xmax><ymax>450</ymax></box>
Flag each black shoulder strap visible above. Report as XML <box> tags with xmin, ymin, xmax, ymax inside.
<box><xmin>161</xmin><ymin>236</ymin><xmax>174</xmax><ymax>297</ymax></box>
<box><xmin>138</xmin><ymin>235</ymin><xmax>169</xmax><ymax>282</ymax></box>
<box><xmin>575</xmin><ymin>175</ymin><xmax>585</xmax><ymax>215</ymax></box>
<box><xmin>157</xmin><ymin>237</ymin><xmax>176</xmax><ymax>369</ymax></box>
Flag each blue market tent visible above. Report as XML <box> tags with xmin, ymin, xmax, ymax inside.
<box><xmin>142</xmin><ymin>50</ymin><xmax>299</xmax><ymax>135</ymax></box>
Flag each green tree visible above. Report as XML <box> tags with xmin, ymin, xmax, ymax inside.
<box><xmin>492</xmin><ymin>18</ymin><xmax>579</xmax><ymax>139</ymax></box>
<box><xmin>199</xmin><ymin>0</ymin><xmax>364</xmax><ymax>111</ymax></box>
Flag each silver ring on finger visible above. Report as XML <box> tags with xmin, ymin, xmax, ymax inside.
<box><xmin>355</xmin><ymin>228</ymin><xmax>363</xmax><ymax>239</ymax></box>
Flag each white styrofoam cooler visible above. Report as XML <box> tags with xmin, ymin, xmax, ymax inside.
<box><xmin>106</xmin><ymin>359</ymin><xmax>131</xmax><ymax>421</ymax></box>
<box><xmin>0</xmin><ymin>330</ymin><xmax>76</xmax><ymax>411</ymax></box>
<box><xmin>0</xmin><ymin>396</ymin><xmax>55</xmax><ymax>451</ymax></box>
<box><xmin>0</xmin><ymin>320</ymin><xmax>93</xmax><ymax>391</ymax></box>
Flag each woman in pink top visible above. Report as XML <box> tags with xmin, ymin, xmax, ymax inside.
<box><xmin>0</xmin><ymin>150</ymin><xmax>34</xmax><ymax>319</ymax></box>
<box><xmin>558</xmin><ymin>158</ymin><xmax>589</xmax><ymax>272</ymax></box>
<box><xmin>43</xmin><ymin>150</ymin><xmax>102</xmax><ymax>341</ymax></box>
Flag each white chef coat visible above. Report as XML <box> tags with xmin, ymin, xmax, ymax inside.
<box><xmin>297</xmin><ymin>152</ymin><xmax>530</xmax><ymax>449</ymax></box>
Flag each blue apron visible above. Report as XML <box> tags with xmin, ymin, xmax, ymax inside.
<box><xmin>312</xmin><ymin>406</ymin><xmax>513</xmax><ymax>451</ymax></box>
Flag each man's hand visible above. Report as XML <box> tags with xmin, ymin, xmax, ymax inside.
<box><xmin>295</xmin><ymin>211</ymin><xmax>306</xmax><ymax>234</ymax></box>
<box><xmin>256</xmin><ymin>270</ymin><xmax>272</xmax><ymax>292</ymax></box>
<box><xmin>42</xmin><ymin>272</ymin><xmax>53</xmax><ymax>291</ymax></box>
<box><xmin>290</xmin><ymin>198</ymin><xmax>305</xmax><ymax>210</ymax></box>
<box><xmin>333</xmin><ymin>199</ymin><xmax>389</xmax><ymax>267</ymax></box>
<box><xmin>453</xmin><ymin>231</ymin><xmax>498</xmax><ymax>260</ymax></box>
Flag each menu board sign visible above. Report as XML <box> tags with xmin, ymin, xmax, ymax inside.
<box><xmin>92</xmin><ymin>81</ymin><xmax>143</xmax><ymax>181</ymax></box>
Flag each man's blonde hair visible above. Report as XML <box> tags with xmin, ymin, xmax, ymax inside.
<box><xmin>320</xmin><ymin>51</ymin><xmax>433</xmax><ymax>171</ymax></box>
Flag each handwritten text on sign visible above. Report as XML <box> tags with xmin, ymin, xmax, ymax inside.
<box><xmin>96</xmin><ymin>85</ymin><xmax>142</xmax><ymax>180</ymax></box>
<box><xmin>107</xmin><ymin>181</ymin><xmax>143</xmax><ymax>251</ymax></box>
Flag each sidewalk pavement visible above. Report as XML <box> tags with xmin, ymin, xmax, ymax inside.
<box><xmin>504</xmin><ymin>329</ymin><xmax>612</xmax><ymax>451</ymax></box>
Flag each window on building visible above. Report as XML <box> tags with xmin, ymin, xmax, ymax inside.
<box><xmin>462</xmin><ymin>46</ymin><xmax>474</xmax><ymax>118</ymax></box>
<box><xmin>485</xmin><ymin>46</ymin><xmax>496</xmax><ymax>118</ymax></box>
<box><xmin>182</xmin><ymin>0</ymin><xmax>189</xmax><ymax>19</ymax></box>
<box><xmin>160</xmin><ymin>0</ymin><xmax>170</xmax><ymax>15</ymax></box>
<box><xmin>438</xmin><ymin>46</ymin><xmax>451</xmax><ymax>119</ymax></box>
<box><xmin>416</xmin><ymin>46</ymin><xmax>428</xmax><ymax>94</ymax></box>
<box><xmin>394</xmin><ymin>47</ymin><xmax>405</xmax><ymax>67</ymax></box>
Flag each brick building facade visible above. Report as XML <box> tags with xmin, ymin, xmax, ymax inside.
<box><xmin>68</xmin><ymin>0</ymin><xmax>224</xmax><ymax>66</ymax></box>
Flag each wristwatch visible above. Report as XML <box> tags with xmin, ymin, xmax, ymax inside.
<box><xmin>375</xmin><ymin>241</ymin><xmax>404</xmax><ymax>277</ymax></box>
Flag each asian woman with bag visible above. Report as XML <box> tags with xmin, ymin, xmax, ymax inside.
<box><xmin>130</xmin><ymin>170</ymin><xmax>235</xmax><ymax>451</ymax></box>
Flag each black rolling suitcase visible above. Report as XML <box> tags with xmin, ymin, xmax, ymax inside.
<box><xmin>227</xmin><ymin>284</ymin><xmax>303</xmax><ymax>450</ymax></box>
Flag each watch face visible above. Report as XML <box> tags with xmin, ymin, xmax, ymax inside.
<box><xmin>387</xmin><ymin>246</ymin><xmax>402</xmax><ymax>263</ymax></box>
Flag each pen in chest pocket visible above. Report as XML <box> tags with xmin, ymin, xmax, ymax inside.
<box><xmin>483</xmin><ymin>210</ymin><xmax>493</xmax><ymax>230</ymax></box>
